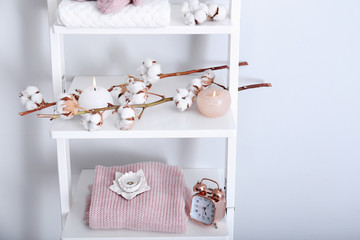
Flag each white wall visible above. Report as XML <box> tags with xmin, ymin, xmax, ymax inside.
<box><xmin>1</xmin><ymin>0</ymin><xmax>360</xmax><ymax>240</ymax></box>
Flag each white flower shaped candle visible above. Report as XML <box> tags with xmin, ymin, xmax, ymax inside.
<box><xmin>109</xmin><ymin>169</ymin><xmax>150</xmax><ymax>200</ymax></box>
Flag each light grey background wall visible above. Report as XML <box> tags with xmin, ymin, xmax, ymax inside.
<box><xmin>1</xmin><ymin>0</ymin><xmax>360</xmax><ymax>240</ymax></box>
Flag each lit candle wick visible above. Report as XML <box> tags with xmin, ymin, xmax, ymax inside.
<box><xmin>93</xmin><ymin>77</ymin><xmax>97</xmax><ymax>91</ymax></box>
<box><xmin>212</xmin><ymin>90</ymin><xmax>216</xmax><ymax>97</ymax></box>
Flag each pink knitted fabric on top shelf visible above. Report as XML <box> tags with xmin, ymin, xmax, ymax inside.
<box><xmin>97</xmin><ymin>0</ymin><xmax>142</xmax><ymax>14</ymax></box>
<box><xmin>84</xmin><ymin>162</ymin><xmax>191</xmax><ymax>233</ymax></box>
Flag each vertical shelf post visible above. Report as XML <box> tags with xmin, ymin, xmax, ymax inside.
<box><xmin>47</xmin><ymin>0</ymin><xmax>66</xmax><ymax>99</ymax></box>
<box><xmin>226</xmin><ymin>1</ymin><xmax>241</xmax><ymax>239</ymax></box>
<box><xmin>48</xmin><ymin>0</ymin><xmax>70</xmax><ymax>229</ymax></box>
<box><xmin>56</xmin><ymin>139</ymin><xmax>72</xmax><ymax>228</ymax></box>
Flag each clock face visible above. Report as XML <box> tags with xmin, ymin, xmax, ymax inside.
<box><xmin>190</xmin><ymin>195</ymin><xmax>215</xmax><ymax>225</ymax></box>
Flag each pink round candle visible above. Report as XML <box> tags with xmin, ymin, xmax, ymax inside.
<box><xmin>196</xmin><ymin>88</ymin><xmax>231</xmax><ymax>118</ymax></box>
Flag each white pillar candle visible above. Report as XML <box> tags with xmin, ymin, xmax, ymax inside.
<box><xmin>78</xmin><ymin>77</ymin><xmax>114</xmax><ymax>120</ymax></box>
<box><xmin>196</xmin><ymin>88</ymin><xmax>231</xmax><ymax>118</ymax></box>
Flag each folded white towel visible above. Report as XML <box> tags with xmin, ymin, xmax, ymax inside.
<box><xmin>58</xmin><ymin>0</ymin><xmax>171</xmax><ymax>28</ymax></box>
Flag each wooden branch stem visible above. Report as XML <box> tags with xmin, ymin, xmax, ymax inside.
<box><xmin>19</xmin><ymin>102</ymin><xmax>56</xmax><ymax>116</ymax></box>
<box><xmin>37</xmin><ymin>97</ymin><xmax>174</xmax><ymax>120</ymax></box>
<box><xmin>160</xmin><ymin>62</ymin><xmax>248</xmax><ymax>79</ymax></box>
<box><xmin>238</xmin><ymin>83</ymin><xmax>272</xmax><ymax>91</ymax></box>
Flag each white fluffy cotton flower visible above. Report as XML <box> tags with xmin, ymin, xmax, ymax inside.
<box><xmin>194</xmin><ymin>9</ymin><xmax>208</xmax><ymax>24</ymax></box>
<box><xmin>188</xmin><ymin>0</ymin><xmax>200</xmax><ymax>12</ymax></box>
<box><xmin>25</xmin><ymin>101</ymin><xmax>38</xmax><ymax>111</ymax></box>
<box><xmin>184</xmin><ymin>12</ymin><xmax>196</xmax><ymax>25</ymax></box>
<box><xmin>24</xmin><ymin>86</ymin><xmax>39</xmax><ymax>96</ymax></box>
<box><xmin>116</xmin><ymin>105</ymin><xmax>136</xmax><ymax>130</ymax></box>
<box><xmin>19</xmin><ymin>86</ymin><xmax>43</xmax><ymax>110</ymax></box>
<box><xmin>182</xmin><ymin>0</ymin><xmax>208</xmax><ymax>25</ymax></box>
<box><xmin>137</xmin><ymin>58</ymin><xmax>162</xmax><ymax>86</ymax></box>
<box><xmin>81</xmin><ymin>113</ymin><xmax>103</xmax><ymax>131</ymax></box>
<box><xmin>56</xmin><ymin>94</ymin><xmax>79</xmax><ymax>120</ymax></box>
<box><xmin>189</xmin><ymin>78</ymin><xmax>203</xmax><ymax>95</ymax></box>
<box><xmin>109</xmin><ymin>86</ymin><xmax>123</xmax><ymax>100</ymax></box>
<box><xmin>201</xmin><ymin>70</ymin><xmax>215</xmax><ymax>88</ymax></box>
<box><xmin>208</xmin><ymin>4</ymin><xmax>227</xmax><ymax>21</ymax></box>
<box><xmin>174</xmin><ymin>88</ymin><xmax>195</xmax><ymax>112</ymax></box>
<box><xmin>122</xmin><ymin>79</ymin><xmax>149</xmax><ymax>105</ymax></box>
<box><xmin>128</xmin><ymin>80</ymin><xmax>147</xmax><ymax>94</ymax></box>
<box><xmin>68</xmin><ymin>89</ymin><xmax>82</xmax><ymax>101</ymax></box>
<box><xmin>31</xmin><ymin>92</ymin><xmax>44</xmax><ymax>105</ymax></box>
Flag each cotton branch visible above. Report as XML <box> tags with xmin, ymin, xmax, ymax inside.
<box><xmin>238</xmin><ymin>83</ymin><xmax>272</xmax><ymax>91</ymax></box>
<box><xmin>19</xmin><ymin>102</ymin><xmax>56</xmax><ymax>116</ymax></box>
<box><xmin>36</xmin><ymin>83</ymin><xmax>271</xmax><ymax>120</ymax></box>
<box><xmin>107</xmin><ymin>62</ymin><xmax>248</xmax><ymax>92</ymax></box>
<box><xmin>37</xmin><ymin>97</ymin><xmax>174</xmax><ymax>120</ymax></box>
<box><xmin>160</xmin><ymin>62</ymin><xmax>248</xmax><ymax>79</ymax></box>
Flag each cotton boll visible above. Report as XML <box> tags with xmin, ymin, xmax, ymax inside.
<box><xmin>188</xmin><ymin>90</ymin><xmax>196</xmax><ymax>99</ymax></box>
<box><xmin>198</xmin><ymin>3</ymin><xmax>209</xmax><ymax>14</ymax></box>
<box><xmin>185</xmin><ymin>95</ymin><xmax>194</xmax><ymax>105</ymax></box>
<box><xmin>202</xmin><ymin>69</ymin><xmax>215</xmax><ymax>80</ymax></box>
<box><xmin>147</xmin><ymin>64</ymin><xmax>162</xmax><ymax>78</ymax></box>
<box><xmin>120</xmin><ymin>106</ymin><xmax>136</xmax><ymax>119</ymax></box>
<box><xmin>213</xmin><ymin>5</ymin><xmax>227</xmax><ymax>21</ymax></box>
<box><xmin>173</xmin><ymin>93</ymin><xmax>183</xmax><ymax>103</ymax></box>
<box><xmin>207</xmin><ymin>4</ymin><xmax>218</xmax><ymax>18</ymax></box>
<box><xmin>130</xmin><ymin>92</ymin><xmax>147</xmax><ymax>104</ymax></box>
<box><xmin>191</xmin><ymin>78</ymin><xmax>203</xmax><ymax>88</ymax></box>
<box><xmin>81</xmin><ymin>113</ymin><xmax>103</xmax><ymax>131</ymax></box>
<box><xmin>137</xmin><ymin>64</ymin><xmax>147</xmax><ymax>75</ymax></box>
<box><xmin>20</xmin><ymin>96</ymin><xmax>29</xmax><ymax>105</ymax></box>
<box><xmin>81</xmin><ymin>113</ymin><xmax>91</xmax><ymax>122</ymax></box>
<box><xmin>140</xmin><ymin>75</ymin><xmax>149</xmax><ymax>85</ymax></box>
<box><xmin>188</xmin><ymin>0</ymin><xmax>200</xmax><ymax>12</ymax></box>
<box><xmin>175</xmin><ymin>99</ymin><xmax>189</xmax><ymax>112</ymax></box>
<box><xmin>89</xmin><ymin>113</ymin><xmax>102</xmax><ymax>124</ymax></box>
<box><xmin>25</xmin><ymin>86</ymin><xmax>39</xmax><ymax>96</ymax></box>
<box><xmin>147</xmin><ymin>75</ymin><xmax>160</xmax><ymax>85</ymax></box>
<box><xmin>118</xmin><ymin>92</ymin><xmax>131</xmax><ymax>106</ymax></box>
<box><xmin>81</xmin><ymin>120</ymin><xmax>101</xmax><ymax>131</ymax></box>
<box><xmin>144</xmin><ymin>58</ymin><xmax>154</xmax><ymax>68</ymax></box>
<box><xmin>68</xmin><ymin>89</ymin><xmax>82</xmax><ymax>101</ymax></box>
<box><xmin>25</xmin><ymin>101</ymin><xmax>37</xmax><ymax>110</ymax></box>
<box><xmin>116</xmin><ymin>106</ymin><xmax>136</xmax><ymax>130</ymax></box>
<box><xmin>182</xmin><ymin>2</ymin><xmax>190</xmax><ymax>14</ymax></box>
<box><xmin>201</xmin><ymin>70</ymin><xmax>215</xmax><ymax>87</ymax></box>
<box><xmin>185</xmin><ymin>12</ymin><xmax>196</xmax><ymax>25</ymax></box>
<box><xmin>56</xmin><ymin>94</ymin><xmax>79</xmax><ymax>119</ymax></box>
<box><xmin>177</xmin><ymin>88</ymin><xmax>189</xmax><ymax>98</ymax></box>
<box><xmin>110</xmin><ymin>87</ymin><xmax>122</xmax><ymax>99</ymax></box>
<box><xmin>194</xmin><ymin>9</ymin><xmax>208</xmax><ymax>24</ymax></box>
<box><xmin>116</xmin><ymin>119</ymin><xmax>135</xmax><ymax>130</ymax></box>
<box><xmin>31</xmin><ymin>92</ymin><xmax>43</xmax><ymax>104</ymax></box>
<box><xmin>128</xmin><ymin>81</ymin><xmax>146</xmax><ymax>94</ymax></box>
<box><xmin>88</xmin><ymin>122</ymin><xmax>100</xmax><ymax>131</ymax></box>
<box><xmin>20</xmin><ymin>90</ymin><xmax>29</xmax><ymax>98</ymax></box>
<box><xmin>190</xmin><ymin>78</ymin><xmax>203</xmax><ymax>95</ymax></box>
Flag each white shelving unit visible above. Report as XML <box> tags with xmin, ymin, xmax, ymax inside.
<box><xmin>46</xmin><ymin>1</ymin><xmax>241</xmax><ymax>239</ymax></box>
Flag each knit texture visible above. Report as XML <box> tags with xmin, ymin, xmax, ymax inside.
<box><xmin>58</xmin><ymin>0</ymin><xmax>170</xmax><ymax>28</ymax></box>
<box><xmin>84</xmin><ymin>162</ymin><xmax>191</xmax><ymax>233</ymax></box>
<box><xmin>97</xmin><ymin>0</ymin><xmax>142</xmax><ymax>14</ymax></box>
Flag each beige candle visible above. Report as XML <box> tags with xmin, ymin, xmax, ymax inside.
<box><xmin>196</xmin><ymin>88</ymin><xmax>231</xmax><ymax>118</ymax></box>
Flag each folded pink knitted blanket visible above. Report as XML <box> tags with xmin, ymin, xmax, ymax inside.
<box><xmin>84</xmin><ymin>162</ymin><xmax>191</xmax><ymax>233</ymax></box>
<box><xmin>97</xmin><ymin>0</ymin><xmax>142</xmax><ymax>14</ymax></box>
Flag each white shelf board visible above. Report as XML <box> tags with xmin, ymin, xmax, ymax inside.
<box><xmin>50</xmin><ymin>75</ymin><xmax>236</xmax><ymax>139</ymax></box>
<box><xmin>62</xmin><ymin>168</ymin><xmax>229</xmax><ymax>240</ymax></box>
<box><xmin>52</xmin><ymin>5</ymin><xmax>233</xmax><ymax>35</ymax></box>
